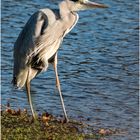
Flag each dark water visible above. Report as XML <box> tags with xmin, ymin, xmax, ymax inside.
<box><xmin>1</xmin><ymin>0</ymin><xmax>139</xmax><ymax>139</ymax></box>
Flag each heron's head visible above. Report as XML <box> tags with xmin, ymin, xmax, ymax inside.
<box><xmin>66</xmin><ymin>0</ymin><xmax>108</xmax><ymax>11</ymax></box>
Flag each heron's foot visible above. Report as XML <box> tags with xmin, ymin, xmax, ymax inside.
<box><xmin>63</xmin><ymin>117</ymin><xmax>69</xmax><ymax>123</ymax></box>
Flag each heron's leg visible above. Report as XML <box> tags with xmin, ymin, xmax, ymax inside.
<box><xmin>53</xmin><ymin>54</ymin><xmax>69</xmax><ymax>122</ymax></box>
<box><xmin>25</xmin><ymin>68</ymin><xmax>36</xmax><ymax>119</ymax></box>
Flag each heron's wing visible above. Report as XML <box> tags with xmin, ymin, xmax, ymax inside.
<box><xmin>14</xmin><ymin>9</ymin><xmax>59</xmax><ymax>69</ymax></box>
<box><xmin>14</xmin><ymin>10</ymin><xmax>49</xmax><ymax>58</ymax></box>
<box><xmin>13</xmin><ymin>9</ymin><xmax>58</xmax><ymax>87</ymax></box>
<box><xmin>14</xmin><ymin>9</ymin><xmax>54</xmax><ymax>79</ymax></box>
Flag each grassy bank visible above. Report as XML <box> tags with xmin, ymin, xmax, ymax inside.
<box><xmin>1</xmin><ymin>108</ymin><xmax>117</xmax><ymax>140</ymax></box>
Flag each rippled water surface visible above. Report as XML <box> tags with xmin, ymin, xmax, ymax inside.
<box><xmin>1</xmin><ymin>0</ymin><xmax>139</xmax><ymax>139</ymax></box>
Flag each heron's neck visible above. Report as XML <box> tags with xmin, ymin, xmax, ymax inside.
<box><xmin>59</xmin><ymin>1</ymin><xmax>74</xmax><ymax>19</ymax></box>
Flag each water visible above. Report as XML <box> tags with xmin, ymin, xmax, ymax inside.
<box><xmin>1</xmin><ymin>0</ymin><xmax>139</xmax><ymax>139</ymax></box>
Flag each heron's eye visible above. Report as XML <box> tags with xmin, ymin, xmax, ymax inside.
<box><xmin>70</xmin><ymin>0</ymin><xmax>79</xmax><ymax>2</ymax></box>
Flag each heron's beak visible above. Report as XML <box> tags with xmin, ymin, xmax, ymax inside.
<box><xmin>82</xmin><ymin>0</ymin><xmax>108</xmax><ymax>9</ymax></box>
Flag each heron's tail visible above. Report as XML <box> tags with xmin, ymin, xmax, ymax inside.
<box><xmin>13</xmin><ymin>67</ymin><xmax>29</xmax><ymax>89</ymax></box>
<box><xmin>12</xmin><ymin>66</ymin><xmax>39</xmax><ymax>89</ymax></box>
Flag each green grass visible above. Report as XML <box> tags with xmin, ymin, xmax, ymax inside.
<box><xmin>1</xmin><ymin>109</ymin><xmax>117</xmax><ymax>140</ymax></box>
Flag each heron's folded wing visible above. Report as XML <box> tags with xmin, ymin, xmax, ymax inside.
<box><xmin>14</xmin><ymin>8</ymin><xmax>63</xmax><ymax>64</ymax></box>
<box><xmin>14</xmin><ymin>10</ymin><xmax>49</xmax><ymax>58</ymax></box>
<box><xmin>13</xmin><ymin>10</ymin><xmax>53</xmax><ymax>78</ymax></box>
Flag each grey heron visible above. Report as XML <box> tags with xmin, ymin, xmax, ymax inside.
<box><xmin>13</xmin><ymin>0</ymin><xmax>107</xmax><ymax>122</ymax></box>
